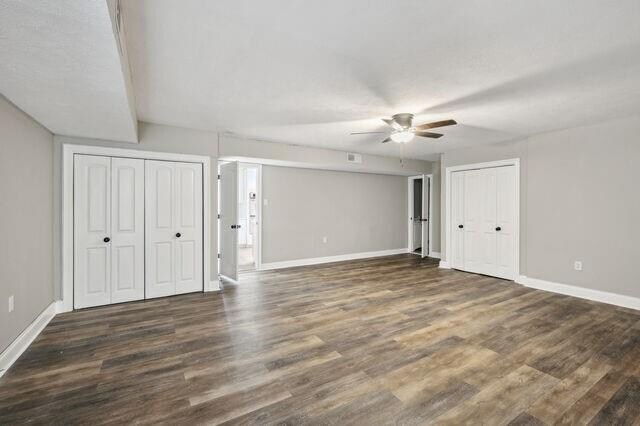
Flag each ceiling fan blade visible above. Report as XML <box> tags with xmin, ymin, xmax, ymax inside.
<box><xmin>415</xmin><ymin>119</ymin><xmax>457</xmax><ymax>131</ymax></box>
<box><xmin>415</xmin><ymin>131</ymin><xmax>443</xmax><ymax>139</ymax></box>
<box><xmin>381</xmin><ymin>137</ymin><xmax>392</xmax><ymax>143</ymax></box>
<box><xmin>382</xmin><ymin>118</ymin><xmax>402</xmax><ymax>130</ymax></box>
<box><xmin>350</xmin><ymin>131</ymin><xmax>387</xmax><ymax>135</ymax></box>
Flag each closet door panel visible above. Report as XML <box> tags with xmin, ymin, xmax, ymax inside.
<box><xmin>480</xmin><ymin>168</ymin><xmax>498</xmax><ymax>276</ymax></box>
<box><xmin>110</xmin><ymin>157</ymin><xmax>145</xmax><ymax>304</ymax></box>
<box><xmin>174</xmin><ymin>162</ymin><xmax>203</xmax><ymax>294</ymax></box>
<box><xmin>496</xmin><ymin>166</ymin><xmax>517</xmax><ymax>279</ymax></box>
<box><xmin>145</xmin><ymin>160</ymin><xmax>176</xmax><ymax>298</ymax></box>
<box><xmin>463</xmin><ymin>169</ymin><xmax>484</xmax><ymax>274</ymax></box>
<box><xmin>74</xmin><ymin>155</ymin><xmax>111</xmax><ymax>309</ymax></box>
<box><xmin>450</xmin><ymin>171</ymin><xmax>465</xmax><ymax>269</ymax></box>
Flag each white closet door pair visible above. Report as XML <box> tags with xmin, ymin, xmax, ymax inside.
<box><xmin>74</xmin><ymin>156</ymin><xmax>204</xmax><ymax>309</ymax></box>
<box><xmin>450</xmin><ymin>165</ymin><xmax>517</xmax><ymax>280</ymax></box>
<box><xmin>74</xmin><ymin>155</ymin><xmax>144</xmax><ymax>309</ymax></box>
<box><xmin>145</xmin><ymin>160</ymin><xmax>203</xmax><ymax>299</ymax></box>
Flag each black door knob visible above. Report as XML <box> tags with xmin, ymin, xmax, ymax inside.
<box><xmin>236</xmin><ymin>224</ymin><xmax>242</xmax><ymax>229</ymax></box>
<box><xmin>175</xmin><ymin>232</ymin><xmax>181</xmax><ymax>238</ymax></box>
<box><xmin>458</xmin><ymin>224</ymin><xmax>464</xmax><ymax>229</ymax></box>
<box><xmin>231</xmin><ymin>225</ymin><xmax>236</xmax><ymax>229</ymax></box>
<box><xmin>495</xmin><ymin>227</ymin><xmax>502</xmax><ymax>231</ymax></box>
<box><xmin>103</xmin><ymin>237</ymin><xmax>110</xmax><ymax>243</ymax></box>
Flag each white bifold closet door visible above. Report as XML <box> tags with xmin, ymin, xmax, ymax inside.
<box><xmin>450</xmin><ymin>171</ymin><xmax>465</xmax><ymax>270</ymax></box>
<box><xmin>450</xmin><ymin>165</ymin><xmax>517</xmax><ymax>280</ymax></box>
<box><xmin>74</xmin><ymin>155</ymin><xmax>144</xmax><ymax>309</ymax></box>
<box><xmin>145</xmin><ymin>160</ymin><xmax>203</xmax><ymax>298</ymax></box>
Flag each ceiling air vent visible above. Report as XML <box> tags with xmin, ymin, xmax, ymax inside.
<box><xmin>347</xmin><ymin>152</ymin><xmax>362</xmax><ymax>164</ymax></box>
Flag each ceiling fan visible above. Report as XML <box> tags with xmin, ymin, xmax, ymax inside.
<box><xmin>351</xmin><ymin>113</ymin><xmax>457</xmax><ymax>143</ymax></box>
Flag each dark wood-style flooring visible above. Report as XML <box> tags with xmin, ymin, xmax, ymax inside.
<box><xmin>1</xmin><ymin>254</ymin><xmax>640</xmax><ymax>425</ymax></box>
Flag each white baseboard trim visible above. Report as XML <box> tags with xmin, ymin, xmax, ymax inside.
<box><xmin>260</xmin><ymin>248</ymin><xmax>408</xmax><ymax>271</ymax></box>
<box><xmin>517</xmin><ymin>275</ymin><xmax>640</xmax><ymax>311</ymax></box>
<box><xmin>206</xmin><ymin>280</ymin><xmax>221</xmax><ymax>292</ymax></box>
<box><xmin>0</xmin><ymin>301</ymin><xmax>58</xmax><ymax>378</ymax></box>
<box><xmin>55</xmin><ymin>300</ymin><xmax>71</xmax><ymax>314</ymax></box>
<box><xmin>219</xmin><ymin>274</ymin><xmax>239</xmax><ymax>284</ymax></box>
<box><xmin>429</xmin><ymin>251</ymin><xmax>441</xmax><ymax>259</ymax></box>
<box><xmin>438</xmin><ymin>260</ymin><xmax>451</xmax><ymax>269</ymax></box>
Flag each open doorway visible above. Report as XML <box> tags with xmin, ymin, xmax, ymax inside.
<box><xmin>218</xmin><ymin>161</ymin><xmax>262</xmax><ymax>282</ymax></box>
<box><xmin>408</xmin><ymin>174</ymin><xmax>432</xmax><ymax>257</ymax></box>
<box><xmin>238</xmin><ymin>163</ymin><xmax>259</xmax><ymax>272</ymax></box>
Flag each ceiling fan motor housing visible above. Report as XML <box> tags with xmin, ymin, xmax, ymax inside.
<box><xmin>392</xmin><ymin>113</ymin><xmax>414</xmax><ymax>129</ymax></box>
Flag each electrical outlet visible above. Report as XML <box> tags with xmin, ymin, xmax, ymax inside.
<box><xmin>322</xmin><ymin>236</ymin><xmax>328</xmax><ymax>243</ymax></box>
<box><xmin>574</xmin><ymin>261</ymin><xmax>583</xmax><ymax>271</ymax></box>
<box><xmin>8</xmin><ymin>295</ymin><xmax>14</xmax><ymax>313</ymax></box>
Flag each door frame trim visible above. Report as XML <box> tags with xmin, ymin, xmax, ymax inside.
<box><xmin>62</xmin><ymin>144</ymin><xmax>212</xmax><ymax>312</ymax></box>
<box><xmin>444</xmin><ymin>158</ymin><xmax>520</xmax><ymax>278</ymax></box>
<box><xmin>407</xmin><ymin>174</ymin><xmax>433</xmax><ymax>257</ymax></box>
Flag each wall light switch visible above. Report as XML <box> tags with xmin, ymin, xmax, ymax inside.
<box><xmin>574</xmin><ymin>261</ymin><xmax>583</xmax><ymax>271</ymax></box>
<box><xmin>322</xmin><ymin>236</ymin><xmax>328</xmax><ymax>243</ymax></box>
<box><xmin>263</xmin><ymin>198</ymin><xmax>269</xmax><ymax>206</ymax></box>
<box><xmin>8</xmin><ymin>295</ymin><xmax>14</xmax><ymax>313</ymax></box>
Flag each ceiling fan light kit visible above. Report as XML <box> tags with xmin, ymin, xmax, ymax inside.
<box><xmin>390</xmin><ymin>129</ymin><xmax>415</xmax><ymax>143</ymax></box>
<box><xmin>351</xmin><ymin>113</ymin><xmax>457</xmax><ymax>144</ymax></box>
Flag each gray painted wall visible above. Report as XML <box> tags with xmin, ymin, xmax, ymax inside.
<box><xmin>0</xmin><ymin>97</ymin><xmax>54</xmax><ymax>352</ymax></box>
<box><xmin>437</xmin><ymin>115</ymin><xmax>640</xmax><ymax>299</ymax></box>
<box><xmin>262</xmin><ymin>166</ymin><xmax>408</xmax><ymax>263</ymax></box>
<box><xmin>526</xmin><ymin>116</ymin><xmax>640</xmax><ymax>298</ymax></box>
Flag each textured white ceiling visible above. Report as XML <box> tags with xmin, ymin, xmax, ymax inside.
<box><xmin>122</xmin><ymin>0</ymin><xmax>640</xmax><ymax>160</ymax></box>
<box><xmin>0</xmin><ymin>0</ymin><xmax>137</xmax><ymax>142</ymax></box>
<box><xmin>2</xmin><ymin>1</ymin><xmax>640</xmax><ymax>157</ymax></box>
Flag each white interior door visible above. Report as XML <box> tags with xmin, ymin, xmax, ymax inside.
<box><xmin>146</xmin><ymin>160</ymin><xmax>177</xmax><ymax>298</ymax></box>
<box><xmin>146</xmin><ymin>160</ymin><xmax>204</xmax><ymax>298</ymax></box>
<box><xmin>219</xmin><ymin>161</ymin><xmax>238</xmax><ymax>281</ymax></box>
<box><xmin>174</xmin><ymin>162</ymin><xmax>203</xmax><ymax>294</ymax></box>
<box><xmin>464</xmin><ymin>168</ymin><xmax>499</xmax><ymax>276</ymax></box>
<box><xmin>409</xmin><ymin>177</ymin><xmax>422</xmax><ymax>253</ymax></box>
<box><xmin>74</xmin><ymin>155</ymin><xmax>111</xmax><ymax>309</ymax></box>
<box><xmin>496</xmin><ymin>166</ymin><xmax>517</xmax><ymax>279</ymax></box>
<box><xmin>110</xmin><ymin>157</ymin><xmax>145</xmax><ymax>304</ymax></box>
<box><xmin>463</xmin><ymin>169</ymin><xmax>485</xmax><ymax>274</ymax></box>
<box><xmin>450</xmin><ymin>171</ymin><xmax>465</xmax><ymax>269</ymax></box>
<box><xmin>238</xmin><ymin>166</ymin><xmax>248</xmax><ymax>246</ymax></box>
<box><xmin>421</xmin><ymin>175</ymin><xmax>430</xmax><ymax>258</ymax></box>
<box><xmin>479</xmin><ymin>168</ymin><xmax>498</xmax><ymax>276</ymax></box>
<box><xmin>451</xmin><ymin>165</ymin><xmax>517</xmax><ymax>280</ymax></box>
